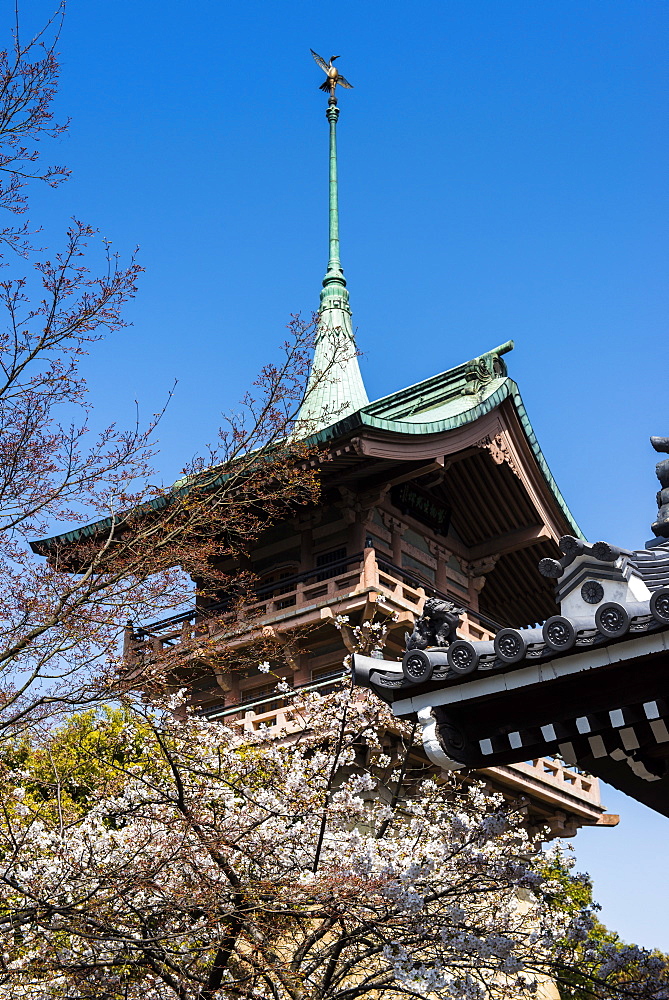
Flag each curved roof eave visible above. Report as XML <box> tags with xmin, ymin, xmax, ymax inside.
<box><xmin>308</xmin><ymin>376</ymin><xmax>582</xmax><ymax>539</ymax></box>
<box><xmin>29</xmin><ymin>494</ymin><xmax>172</xmax><ymax>555</ymax></box>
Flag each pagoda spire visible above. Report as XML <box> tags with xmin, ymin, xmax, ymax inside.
<box><xmin>297</xmin><ymin>56</ymin><xmax>368</xmax><ymax>433</ymax></box>
<box><xmin>323</xmin><ymin>103</ymin><xmax>346</xmax><ymax>287</ymax></box>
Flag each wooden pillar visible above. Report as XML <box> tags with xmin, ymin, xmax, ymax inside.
<box><xmin>351</xmin><ymin>516</ymin><xmax>367</xmax><ymax>553</ymax></box>
<box><xmin>336</xmin><ymin>486</ymin><xmax>392</xmax><ymax>557</ymax></box>
<box><xmin>465</xmin><ymin>555</ymin><xmax>499</xmax><ymax>612</ymax></box>
<box><xmin>300</xmin><ymin>525</ymin><xmax>313</xmax><ymax>574</ymax></box>
<box><xmin>123</xmin><ymin>622</ymin><xmax>136</xmax><ymax>663</ymax></box>
<box><xmin>389</xmin><ymin>517</ymin><xmax>403</xmax><ymax>565</ymax></box>
<box><xmin>467</xmin><ymin>577</ymin><xmax>483</xmax><ymax>612</ymax></box>
<box><xmin>362</xmin><ymin>544</ymin><xmax>379</xmax><ymax>588</ymax></box>
<box><xmin>214</xmin><ymin>669</ymin><xmax>239</xmax><ymax>701</ymax></box>
<box><xmin>434</xmin><ymin>543</ymin><xmax>449</xmax><ymax>593</ymax></box>
<box><xmin>292</xmin><ymin>654</ymin><xmax>310</xmax><ymax>687</ymax></box>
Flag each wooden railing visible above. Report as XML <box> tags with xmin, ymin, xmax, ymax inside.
<box><xmin>374</xmin><ymin>555</ymin><xmax>501</xmax><ymax>635</ymax></box>
<box><xmin>125</xmin><ymin>546</ymin><xmax>499</xmax><ymax>662</ymax></box>
<box><xmin>127</xmin><ymin>553</ymin><xmax>365</xmax><ymax>653</ymax></box>
<box><xmin>200</xmin><ymin>673</ymin><xmax>348</xmax><ymax>728</ymax></box>
<box><xmin>509</xmin><ymin>757</ymin><xmax>599</xmax><ymax>805</ymax></box>
<box><xmin>199</xmin><ymin>690</ymin><xmax>602</xmax><ymax>812</ymax></box>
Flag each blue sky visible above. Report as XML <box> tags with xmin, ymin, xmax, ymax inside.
<box><xmin>18</xmin><ymin>0</ymin><xmax>669</xmax><ymax>949</ymax></box>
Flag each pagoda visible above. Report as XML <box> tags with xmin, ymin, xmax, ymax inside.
<box><xmin>33</xmin><ymin>57</ymin><xmax>616</xmax><ymax>838</ymax></box>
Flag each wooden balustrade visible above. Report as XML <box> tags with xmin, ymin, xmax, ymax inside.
<box><xmin>212</xmin><ymin>698</ymin><xmax>602</xmax><ymax>817</ymax></box>
<box><xmin>510</xmin><ymin>757</ymin><xmax>598</xmax><ymax>804</ymax></box>
<box><xmin>232</xmin><ymin>700</ymin><xmax>596</xmax><ymax>801</ymax></box>
<box><xmin>241</xmin><ymin>705</ymin><xmax>303</xmax><ymax>735</ymax></box>
<box><xmin>126</xmin><ymin>548</ymin><xmax>496</xmax><ymax>662</ymax></box>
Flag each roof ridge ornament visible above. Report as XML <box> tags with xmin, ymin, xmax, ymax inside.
<box><xmin>650</xmin><ymin>436</ymin><xmax>669</xmax><ymax>539</ymax></box>
<box><xmin>310</xmin><ymin>49</ymin><xmax>354</xmax><ymax>106</ymax></box>
<box><xmin>461</xmin><ymin>341</ymin><xmax>514</xmax><ymax>396</ymax></box>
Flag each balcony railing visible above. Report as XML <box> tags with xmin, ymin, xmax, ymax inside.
<box><xmin>200</xmin><ymin>672</ymin><xmax>349</xmax><ymax>730</ymax></box>
<box><xmin>373</xmin><ymin>555</ymin><xmax>501</xmax><ymax>635</ymax></box>
<box><xmin>510</xmin><ymin>757</ymin><xmax>599</xmax><ymax>805</ymax></box>
<box><xmin>125</xmin><ymin>545</ymin><xmax>501</xmax><ymax>662</ymax></box>
<box><xmin>194</xmin><ymin>680</ymin><xmax>604</xmax><ymax>820</ymax></box>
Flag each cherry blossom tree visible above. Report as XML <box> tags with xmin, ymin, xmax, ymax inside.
<box><xmin>0</xmin><ymin>682</ymin><xmax>666</xmax><ymax>1000</ymax></box>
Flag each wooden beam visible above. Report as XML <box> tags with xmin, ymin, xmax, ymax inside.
<box><xmin>328</xmin><ymin>457</ymin><xmax>445</xmax><ymax>492</ymax></box>
<box><xmin>467</xmin><ymin>524</ymin><xmax>551</xmax><ymax>562</ymax></box>
<box><xmin>387</xmin><ymin>457</ymin><xmax>445</xmax><ymax>488</ymax></box>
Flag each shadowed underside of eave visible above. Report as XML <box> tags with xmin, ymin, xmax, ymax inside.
<box><xmin>447</xmin><ymin>451</ymin><xmax>538</xmax><ymax>546</ymax></box>
<box><xmin>479</xmin><ymin>542</ymin><xmax>560</xmax><ymax>628</ymax></box>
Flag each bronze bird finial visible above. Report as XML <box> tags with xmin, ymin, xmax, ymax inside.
<box><xmin>310</xmin><ymin>49</ymin><xmax>353</xmax><ymax>103</ymax></box>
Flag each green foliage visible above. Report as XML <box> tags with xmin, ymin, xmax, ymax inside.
<box><xmin>557</xmin><ymin>924</ymin><xmax>669</xmax><ymax>1000</ymax></box>
<box><xmin>554</xmin><ymin>889</ymin><xmax>669</xmax><ymax>999</ymax></box>
<box><xmin>538</xmin><ymin>852</ymin><xmax>595</xmax><ymax>914</ymax></box>
<box><xmin>0</xmin><ymin>706</ymin><xmax>160</xmax><ymax>822</ymax></box>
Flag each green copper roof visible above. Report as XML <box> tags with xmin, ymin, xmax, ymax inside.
<box><xmin>297</xmin><ymin>103</ymin><xmax>368</xmax><ymax>433</ymax></box>
<box><xmin>305</xmin><ymin>340</ymin><xmax>583</xmax><ymax>539</ymax></box>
